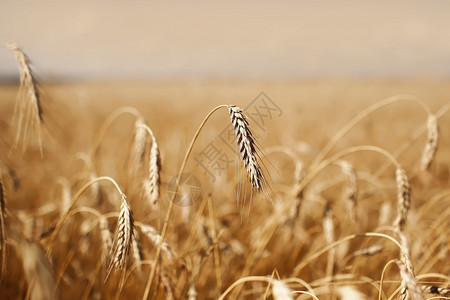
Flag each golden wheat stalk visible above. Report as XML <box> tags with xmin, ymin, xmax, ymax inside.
<box><xmin>107</xmin><ymin>195</ymin><xmax>134</xmax><ymax>276</ymax></box>
<box><xmin>337</xmin><ymin>160</ymin><xmax>357</xmax><ymax>222</ymax></box>
<box><xmin>420</xmin><ymin>114</ymin><xmax>439</xmax><ymax>171</ymax></box>
<box><xmin>6</xmin><ymin>42</ymin><xmax>43</xmax><ymax>154</ymax></box>
<box><xmin>130</xmin><ymin>118</ymin><xmax>147</xmax><ymax>174</ymax></box>
<box><xmin>398</xmin><ymin>233</ymin><xmax>417</xmax><ymax>300</ymax></box>
<box><xmin>394</xmin><ymin>168</ymin><xmax>411</xmax><ymax>232</ymax></box>
<box><xmin>136</xmin><ymin>222</ymin><xmax>174</xmax><ymax>261</ymax></box>
<box><xmin>136</xmin><ymin>123</ymin><xmax>161</xmax><ymax>209</ymax></box>
<box><xmin>228</xmin><ymin>105</ymin><xmax>264</xmax><ymax>191</ymax></box>
<box><xmin>395</xmin><ymin>259</ymin><xmax>424</xmax><ymax>300</ymax></box>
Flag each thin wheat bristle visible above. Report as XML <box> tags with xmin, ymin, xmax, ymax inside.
<box><xmin>337</xmin><ymin>160</ymin><xmax>358</xmax><ymax>222</ymax></box>
<box><xmin>136</xmin><ymin>222</ymin><xmax>174</xmax><ymax>261</ymax></box>
<box><xmin>395</xmin><ymin>259</ymin><xmax>424</xmax><ymax>300</ymax></box>
<box><xmin>6</xmin><ymin>42</ymin><xmax>43</xmax><ymax>153</ymax></box>
<box><xmin>394</xmin><ymin>167</ymin><xmax>411</xmax><ymax>232</ymax></box>
<box><xmin>420</xmin><ymin>114</ymin><xmax>439</xmax><ymax>171</ymax></box>
<box><xmin>272</xmin><ymin>280</ymin><xmax>293</xmax><ymax>300</ymax></box>
<box><xmin>398</xmin><ymin>233</ymin><xmax>416</xmax><ymax>300</ymax></box>
<box><xmin>107</xmin><ymin>195</ymin><xmax>134</xmax><ymax>275</ymax></box>
<box><xmin>399</xmin><ymin>233</ymin><xmax>414</xmax><ymax>274</ymax></box>
<box><xmin>228</xmin><ymin>105</ymin><xmax>264</xmax><ymax>191</ymax></box>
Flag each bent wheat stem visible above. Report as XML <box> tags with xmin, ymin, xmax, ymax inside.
<box><xmin>311</xmin><ymin>95</ymin><xmax>431</xmax><ymax>168</ymax></box>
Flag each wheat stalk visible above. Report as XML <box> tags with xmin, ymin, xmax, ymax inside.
<box><xmin>135</xmin><ymin>123</ymin><xmax>161</xmax><ymax>209</ymax></box>
<box><xmin>394</xmin><ymin>168</ymin><xmax>411</xmax><ymax>232</ymax></box>
<box><xmin>398</xmin><ymin>233</ymin><xmax>417</xmax><ymax>300</ymax></box>
<box><xmin>336</xmin><ymin>160</ymin><xmax>357</xmax><ymax>222</ymax></box>
<box><xmin>6</xmin><ymin>42</ymin><xmax>43</xmax><ymax>154</ymax></box>
<box><xmin>136</xmin><ymin>222</ymin><xmax>174</xmax><ymax>262</ymax></box>
<box><xmin>228</xmin><ymin>105</ymin><xmax>264</xmax><ymax>191</ymax></box>
<box><xmin>107</xmin><ymin>194</ymin><xmax>134</xmax><ymax>276</ymax></box>
<box><xmin>395</xmin><ymin>259</ymin><xmax>424</xmax><ymax>300</ymax></box>
<box><xmin>130</xmin><ymin>118</ymin><xmax>147</xmax><ymax>174</ymax></box>
<box><xmin>420</xmin><ymin>114</ymin><xmax>439</xmax><ymax>171</ymax></box>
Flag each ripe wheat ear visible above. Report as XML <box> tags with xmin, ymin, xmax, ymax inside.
<box><xmin>228</xmin><ymin>105</ymin><xmax>264</xmax><ymax>192</ymax></box>
<box><xmin>6</xmin><ymin>42</ymin><xmax>43</xmax><ymax>154</ymax></box>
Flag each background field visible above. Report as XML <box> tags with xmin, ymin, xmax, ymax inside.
<box><xmin>0</xmin><ymin>80</ymin><xmax>449</xmax><ymax>299</ymax></box>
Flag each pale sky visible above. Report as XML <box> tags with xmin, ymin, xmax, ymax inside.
<box><xmin>1</xmin><ymin>0</ymin><xmax>450</xmax><ymax>80</ymax></box>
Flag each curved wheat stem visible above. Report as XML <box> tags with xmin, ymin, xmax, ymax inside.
<box><xmin>143</xmin><ymin>104</ymin><xmax>227</xmax><ymax>299</ymax></box>
<box><xmin>90</xmin><ymin>106</ymin><xmax>142</xmax><ymax>172</ymax></box>
<box><xmin>311</xmin><ymin>95</ymin><xmax>431</xmax><ymax>168</ymax></box>
<box><xmin>144</xmin><ymin>104</ymin><xmax>266</xmax><ymax>299</ymax></box>
<box><xmin>46</xmin><ymin>176</ymin><xmax>125</xmax><ymax>257</ymax></box>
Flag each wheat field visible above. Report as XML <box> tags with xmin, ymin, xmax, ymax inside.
<box><xmin>0</xmin><ymin>49</ymin><xmax>449</xmax><ymax>299</ymax></box>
